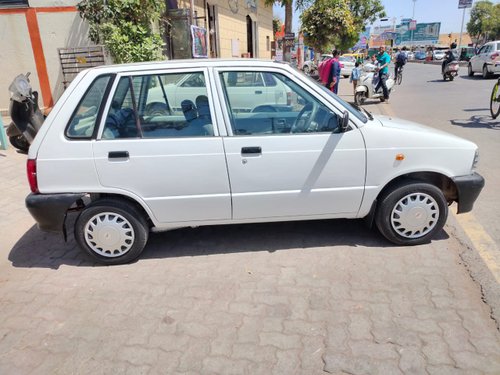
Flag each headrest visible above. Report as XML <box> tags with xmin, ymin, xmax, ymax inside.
<box><xmin>181</xmin><ymin>100</ymin><xmax>197</xmax><ymax>121</ymax></box>
<box><xmin>196</xmin><ymin>95</ymin><xmax>210</xmax><ymax>117</ymax></box>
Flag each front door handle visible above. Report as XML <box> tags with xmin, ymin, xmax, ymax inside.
<box><xmin>108</xmin><ymin>151</ymin><xmax>129</xmax><ymax>159</ymax></box>
<box><xmin>254</xmin><ymin>90</ymin><xmax>263</xmax><ymax>94</ymax></box>
<box><xmin>241</xmin><ymin>146</ymin><xmax>261</xmax><ymax>155</ymax></box>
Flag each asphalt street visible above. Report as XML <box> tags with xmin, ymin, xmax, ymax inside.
<box><xmin>0</xmin><ymin>62</ymin><xmax>499</xmax><ymax>374</ymax></box>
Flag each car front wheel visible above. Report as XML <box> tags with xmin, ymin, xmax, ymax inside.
<box><xmin>482</xmin><ymin>65</ymin><xmax>491</xmax><ymax>79</ymax></box>
<box><xmin>375</xmin><ymin>181</ymin><xmax>448</xmax><ymax>246</ymax></box>
<box><xmin>75</xmin><ymin>199</ymin><xmax>149</xmax><ymax>265</ymax></box>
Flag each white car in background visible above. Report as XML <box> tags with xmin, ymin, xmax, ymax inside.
<box><xmin>468</xmin><ymin>40</ymin><xmax>500</xmax><ymax>78</ymax></box>
<box><xmin>339</xmin><ymin>55</ymin><xmax>356</xmax><ymax>78</ymax></box>
<box><xmin>432</xmin><ymin>50</ymin><xmax>446</xmax><ymax>60</ymax></box>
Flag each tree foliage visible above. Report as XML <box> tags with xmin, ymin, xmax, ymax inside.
<box><xmin>300</xmin><ymin>0</ymin><xmax>385</xmax><ymax>53</ymax></box>
<box><xmin>467</xmin><ymin>1</ymin><xmax>500</xmax><ymax>44</ymax></box>
<box><xmin>77</xmin><ymin>0</ymin><xmax>165</xmax><ymax>63</ymax></box>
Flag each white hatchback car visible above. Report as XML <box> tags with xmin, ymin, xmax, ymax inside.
<box><xmin>26</xmin><ymin>59</ymin><xmax>484</xmax><ymax>264</ymax></box>
<box><xmin>468</xmin><ymin>41</ymin><xmax>500</xmax><ymax>78</ymax></box>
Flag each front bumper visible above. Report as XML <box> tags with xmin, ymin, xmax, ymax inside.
<box><xmin>452</xmin><ymin>172</ymin><xmax>485</xmax><ymax>214</ymax></box>
<box><xmin>26</xmin><ymin>193</ymin><xmax>85</xmax><ymax>237</ymax></box>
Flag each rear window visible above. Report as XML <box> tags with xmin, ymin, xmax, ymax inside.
<box><xmin>66</xmin><ymin>75</ymin><xmax>112</xmax><ymax>139</ymax></box>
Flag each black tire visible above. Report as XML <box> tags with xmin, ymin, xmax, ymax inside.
<box><xmin>396</xmin><ymin>73</ymin><xmax>402</xmax><ymax>85</ymax></box>
<box><xmin>491</xmin><ymin>82</ymin><xmax>500</xmax><ymax>119</ymax></box>
<box><xmin>75</xmin><ymin>199</ymin><xmax>149</xmax><ymax>265</ymax></box>
<box><xmin>442</xmin><ymin>74</ymin><xmax>447</xmax><ymax>81</ymax></box>
<box><xmin>303</xmin><ymin>65</ymin><xmax>310</xmax><ymax>75</ymax></box>
<box><xmin>482</xmin><ymin>65</ymin><xmax>491</xmax><ymax>79</ymax></box>
<box><xmin>468</xmin><ymin>64</ymin><xmax>474</xmax><ymax>77</ymax></box>
<box><xmin>9</xmin><ymin>135</ymin><xmax>30</xmax><ymax>152</ymax></box>
<box><xmin>354</xmin><ymin>92</ymin><xmax>365</xmax><ymax>105</ymax></box>
<box><xmin>449</xmin><ymin>75</ymin><xmax>454</xmax><ymax>81</ymax></box>
<box><xmin>375</xmin><ymin>181</ymin><xmax>448</xmax><ymax>246</ymax></box>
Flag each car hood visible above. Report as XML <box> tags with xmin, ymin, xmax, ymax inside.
<box><xmin>374</xmin><ymin>115</ymin><xmax>476</xmax><ymax>147</ymax></box>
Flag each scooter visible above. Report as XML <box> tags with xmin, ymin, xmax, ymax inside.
<box><xmin>442</xmin><ymin>61</ymin><xmax>459</xmax><ymax>81</ymax></box>
<box><xmin>6</xmin><ymin>73</ymin><xmax>44</xmax><ymax>152</ymax></box>
<box><xmin>354</xmin><ymin>64</ymin><xmax>395</xmax><ymax>105</ymax></box>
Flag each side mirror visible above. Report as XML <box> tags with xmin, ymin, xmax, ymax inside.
<box><xmin>336</xmin><ymin>110</ymin><xmax>349</xmax><ymax>133</ymax></box>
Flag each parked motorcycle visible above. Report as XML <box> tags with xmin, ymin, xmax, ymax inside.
<box><xmin>7</xmin><ymin>73</ymin><xmax>44</xmax><ymax>152</ymax></box>
<box><xmin>442</xmin><ymin>61</ymin><xmax>459</xmax><ymax>81</ymax></box>
<box><xmin>354</xmin><ymin>64</ymin><xmax>395</xmax><ymax>105</ymax></box>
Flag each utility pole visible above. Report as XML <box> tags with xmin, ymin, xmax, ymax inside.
<box><xmin>458</xmin><ymin>6</ymin><xmax>466</xmax><ymax>49</ymax></box>
<box><xmin>411</xmin><ymin>0</ymin><xmax>417</xmax><ymax>47</ymax></box>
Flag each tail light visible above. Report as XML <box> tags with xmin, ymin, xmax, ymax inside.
<box><xmin>491</xmin><ymin>53</ymin><xmax>499</xmax><ymax>60</ymax></box>
<box><xmin>27</xmin><ymin>158</ymin><xmax>38</xmax><ymax>193</ymax></box>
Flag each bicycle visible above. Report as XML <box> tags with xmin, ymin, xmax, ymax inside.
<box><xmin>491</xmin><ymin>77</ymin><xmax>500</xmax><ymax>119</ymax></box>
<box><xmin>395</xmin><ymin>65</ymin><xmax>403</xmax><ymax>85</ymax></box>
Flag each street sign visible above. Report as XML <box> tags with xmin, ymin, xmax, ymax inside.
<box><xmin>401</xmin><ymin>18</ymin><xmax>412</xmax><ymax>23</ymax></box>
<box><xmin>458</xmin><ymin>0</ymin><xmax>473</xmax><ymax>9</ymax></box>
<box><xmin>284</xmin><ymin>32</ymin><xmax>295</xmax><ymax>40</ymax></box>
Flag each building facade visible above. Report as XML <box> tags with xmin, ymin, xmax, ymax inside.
<box><xmin>0</xmin><ymin>0</ymin><xmax>273</xmax><ymax>112</ymax></box>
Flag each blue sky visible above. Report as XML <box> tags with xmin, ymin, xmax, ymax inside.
<box><xmin>273</xmin><ymin>0</ymin><xmax>499</xmax><ymax>34</ymax></box>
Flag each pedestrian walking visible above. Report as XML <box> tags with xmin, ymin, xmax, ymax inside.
<box><xmin>327</xmin><ymin>50</ymin><xmax>341</xmax><ymax>94</ymax></box>
<box><xmin>350</xmin><ymin>62</ymin><xmax>361</xmax><ymax>94</ymax></box>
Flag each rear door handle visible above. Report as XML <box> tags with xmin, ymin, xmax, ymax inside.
<box><xmin>108</xmin><ymin>151</ymin><xmax>129</xmax><ymax>159</ymax></box>
<box><xmin>254</xmin><ymin>90</ymin><xmax>263</xmax><ymax>94</ymax></box>
<box><xmin>241</xmin><ymin>147</ymin><xmax>261</xmax><ymax>155</ymax></box>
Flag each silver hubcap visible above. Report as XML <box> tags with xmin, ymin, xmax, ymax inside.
<box><xmin>390</xmin><ymin>193</ymin><xmax>439</xmax><ymax>239</ymax></box>
<box><xmin>84</xmin><ymin>212</ymin><xmax>135</xmax><ymax>258</ymax></box>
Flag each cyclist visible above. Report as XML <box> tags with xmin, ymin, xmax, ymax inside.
<box><xmin>395</xmin><ymin>47</ymin><xmax>407</xmax><ymax>79</ymax></box>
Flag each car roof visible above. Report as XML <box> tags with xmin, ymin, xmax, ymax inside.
<box><xmin>85</xmin><ymin>58</ymin><xmax>292</xmax><ymax>75</ymax></box>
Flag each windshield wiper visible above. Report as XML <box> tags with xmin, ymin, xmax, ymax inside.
<box><xmin>361</xmin><ymin>106</ymin><xmax>374</xmax><ymax>120</ymax></box>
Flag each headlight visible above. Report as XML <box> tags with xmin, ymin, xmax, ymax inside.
<box><xmin>472</xmin><ymin>149</ymin><xmax>480</xmax><ymax>172</ymax></box>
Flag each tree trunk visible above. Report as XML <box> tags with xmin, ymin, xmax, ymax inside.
<box><xmin>284</xmin><ymin>2</ymin><xmax>293</xmax><ymax>62</ymax></box>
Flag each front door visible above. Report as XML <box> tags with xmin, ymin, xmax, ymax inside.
<box><xmin>217</xmin><ymin>69</ymin><xmax>366</xmax><ymax>220</ymax></box>
<box><xmin>92</xmin><ymin>69</ymin><xmax>231</xmax><ymax>225</ymax></box>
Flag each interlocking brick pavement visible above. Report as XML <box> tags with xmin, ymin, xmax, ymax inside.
<box><xmin>1</xmin><ymin>110</ymin><xmax>500</xmax><ymax>374</ymax></box>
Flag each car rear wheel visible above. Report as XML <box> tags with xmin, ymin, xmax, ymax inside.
<box><xmin>468</xmin><ymin>64</ymin><xmax>474</xmax><ymax>77</ymax></box>
<box><xmin>75</xmin><ymin>199</ymin><xmax>149</xmax><ymax>265</ymax></box>
<box><xmin>375</xmin><ymin>181</ymin><xmax>448</xmax><ymax>246</ymax></box>
<box><xmin>303</xmin><ymin>65</ymin><xmax>310</xmax><ymax>75</ymax></box>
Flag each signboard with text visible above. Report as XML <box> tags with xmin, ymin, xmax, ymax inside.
<box><xmin>395</xmin><ymin>22</ymin><xmax>441</xmax><ymax>46</ymax></box>
<box><xmin>458</xmin><ymin>0</ymin><xmax>473</xmax><ymax>9</ymax></box>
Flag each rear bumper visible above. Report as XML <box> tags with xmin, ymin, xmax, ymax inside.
<box><xmin>26</xmin><ymin>193</ymin><xmax>84</xmax><ymax>236</ymax></box>
<box><xmin>452</xmin><ymin>173</ymin><xmax>485</xmax><ymax>214</ymax></box>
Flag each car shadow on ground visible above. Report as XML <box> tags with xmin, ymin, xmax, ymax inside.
<box><xmin>8</xmin><ymin>216</ymin><xmax>449</xmax><ymax>269</ymax></box>
<box><xmin>450</xmin><ymin>114</ymin><xmax>500</xmax><ymax>129</ymax></box>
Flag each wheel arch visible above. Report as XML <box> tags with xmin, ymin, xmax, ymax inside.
<box><xmin>85</xmin><ymin>193</ymin><xmax>155</xmax><ymax>228</ymax></box>
<box><xmin>365</xmin><ymin>171</ymin><xmax>457</xmax><ymax>228</ymax></box>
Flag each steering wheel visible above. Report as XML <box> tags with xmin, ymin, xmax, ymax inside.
<box><xmin>291</xmin><ymin>102</ymin><xmax>318</xmax><ymax>133</ymax></box>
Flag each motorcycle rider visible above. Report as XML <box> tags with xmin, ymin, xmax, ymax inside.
<box><xmin>375</xmin><ymin>46</ymin><xmax>391</xmax><ymax>102</ymax></box>
<box><xmin>442</xmin><ymin>48</ymin><xmax>456</xmax><ymax>74</ymax></box>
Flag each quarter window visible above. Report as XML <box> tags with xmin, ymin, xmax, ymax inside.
<box><xmin>102</xmin><ymin>72</ymin><xmax>214</xmax><ymax>139</ymax></box>
<box><xmin>66</xmin><ymin>75</ymin><xmax>111</xmax><ymax>139</ymax></box>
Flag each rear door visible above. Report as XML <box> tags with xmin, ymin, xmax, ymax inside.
<box><xmin>92</xmin><ymin>68</ymin><xmax>231</xmax><ymax>225</ymax></box>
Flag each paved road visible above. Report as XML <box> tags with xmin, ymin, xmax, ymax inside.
<box><xmin>1</xmin><ymin>68</ymin><xmax>500</xmax><ymax>374</ymax></box>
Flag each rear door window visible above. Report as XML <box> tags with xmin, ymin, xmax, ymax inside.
<box><xmin>101</xmin><ymin>71</ymin><xmax>214</xmax><ymax>139</ymax></box>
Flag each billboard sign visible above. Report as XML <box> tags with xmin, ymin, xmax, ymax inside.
<box><xmin>458</xmin><ymin>0</ymin><xmax>473</xmax><ymax>9</ymax></box>
<box><xmin>395</xmin><ymin>22</ymin><xmax>441</xmax><ymax>46</ymax></box>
